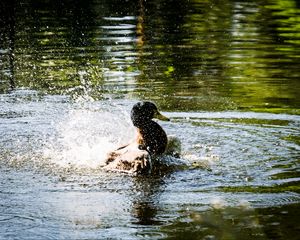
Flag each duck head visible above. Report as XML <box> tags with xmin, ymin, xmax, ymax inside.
<box><xmin>131</xmin><ymin>101</ymin><xmax>169</xmax><ymax>127</ymax></box>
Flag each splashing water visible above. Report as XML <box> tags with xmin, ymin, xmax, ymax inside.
<box><xmin>43</xmin><ymin>100</ymin><xmax>135</xmax><ymax>170</ymax></box>
<box><xmin>0</xmin><ymin>90</ymin><xmax>138</xmax><ymax>172</ymax></box>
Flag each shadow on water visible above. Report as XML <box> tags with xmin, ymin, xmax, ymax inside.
<box><xmin>131</xmin><ymin>175</ymin><xmax>167</xmax><ymax>226</ymax></box>
<box><xmin>0</xmin><ymin>0</ymin><xmax>16</xmax><ymax>91</ymax></box>
<box><xmin>0</xmin><ymin>0</ymin><xmax>300</xmax><ymax>239</ymax></box>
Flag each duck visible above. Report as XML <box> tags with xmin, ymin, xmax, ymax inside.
<box><xmin>103</xmin><ymin>101</ymin><xmax>171</xmax><ymax>175</ymax></box>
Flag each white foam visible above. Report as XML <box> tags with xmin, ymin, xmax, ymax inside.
<box><xmin>43</xmin><ymin>102</ymin><xmax>135</xmax><ymax>169</ymax></box>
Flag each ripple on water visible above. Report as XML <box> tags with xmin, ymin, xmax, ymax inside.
<box><xmin>0</xmin><ymin>90</ymin><xmax>300</xmax><ymax>210</ymax></box>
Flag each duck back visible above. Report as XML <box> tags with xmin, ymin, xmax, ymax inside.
<box><xmin>137</xmin><ymin>120</ymin><xmax>168</xmax><ymax>155</ymax></box>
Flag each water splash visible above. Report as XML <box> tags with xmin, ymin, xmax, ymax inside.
<box><xmin>42</xmin><ymin>100</ymin><xmax>135</xmax><ymax>170</ymax></box>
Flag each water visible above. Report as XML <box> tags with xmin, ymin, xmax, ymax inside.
<box><xmin>1</xmin><ymin>0</ymin><xmax>300</xmax><ymax>239</ymax></box>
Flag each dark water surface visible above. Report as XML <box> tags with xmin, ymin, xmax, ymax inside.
<box><xmin>1</xmin><ymin>0</ymin><xmax>300</xmax><ymax>239</ymax></box>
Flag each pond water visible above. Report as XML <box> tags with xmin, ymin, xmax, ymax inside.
<box><xmin>1</xmin><ymin>0</ymin><xmax>300</xmax><ymax>239</ymax></box>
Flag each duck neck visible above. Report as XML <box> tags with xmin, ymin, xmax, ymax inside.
<box><xmin>132</xmin><ymin>117</ymin><xmax>152</xmax><ymax>128</ymax></box>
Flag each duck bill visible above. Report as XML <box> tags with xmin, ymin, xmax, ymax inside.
<box><xmin>154</xmin><ymin>110</ymin><xmax>170</xmax><ymax>121</ymax></box>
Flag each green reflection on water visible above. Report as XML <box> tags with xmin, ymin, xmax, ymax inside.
<box><xmin>282</xmin><ymin>134</ymin><xmax>300</xmax><ymax>145</ymax></box>
<box><xmin>219</xmin><ymin>182</ymin><xmax>300</xmax><ymax>194</ymax></box>
<box><xmin>0</xmin><ymin>0</ymin><xmax>300</xmax><ymax>113</ymax></box>
<box><xmin>214</xmin><ymin>118</ymin><xmax>291</xmax><ymax>126</ymax></box>
<box><xmin>158</xmin><ymin>203</ymin><xmax>300</xmax><ymax>240</ymax></box>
